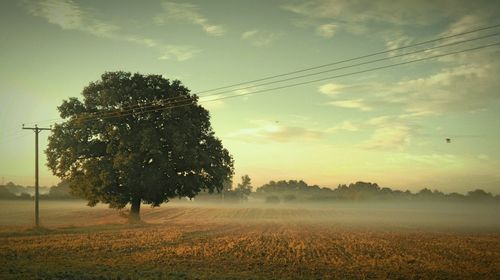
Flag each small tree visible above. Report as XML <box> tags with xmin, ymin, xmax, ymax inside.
<box><xmin>0</xmin><ymin>186</ymin><xmax>16</xmax><ymax>199</ymax></box>
<box><xmin>467</xmin><ymin>189</ymin><xmax>493</xmax><ymax>201</ymax></box>
<box><xmin>234</xmin><ymin>175</ymin><xmax>252</xmax><ymax>201</ymax></box>
<box><xmin>221</xmin><ymin>177</ymin><xmax>233</xmax><ymax>200</ymax></box>
<box><xmin>265</xmin><ymin>195</ymin><xmax>280</xmax><ymax>204</ymax></box>
<box><xmin>282</xmin><ymin>194</ymin><xmax>296</xmax><ymax>203</ymax></box>
<box><xmin>48</xmin><ymin>180</ymin><xmax>73</xmax><ymax>199</ymax></box>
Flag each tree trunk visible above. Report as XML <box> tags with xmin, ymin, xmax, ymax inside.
<box><xmin>129</xmin><ymin>197</ymin><xmax>141</xmax><ymax>223</ymax></box>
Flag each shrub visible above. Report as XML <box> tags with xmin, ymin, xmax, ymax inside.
<box><xmin>282</xmin><ymin>194</ymin><xmax>296</xmax><ymax>203</ymax></box>
<box><xmin>265</xmin><ymin>195</ymin><xmax>280</xmax><ymax>204</ymax></box>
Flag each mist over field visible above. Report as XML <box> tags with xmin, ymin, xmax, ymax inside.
<box><xmin>1</xmin><ymin>200</ymin><xmax>499</xmax><ymax>231</ymax></box>
<box><xmin>1</xmin><ymin>201</ymin><xmax>500</xmax><ymax>234</ymax></box>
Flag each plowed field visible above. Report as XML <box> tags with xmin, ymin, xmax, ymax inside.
<box><xmin>1</xmin><ymin>201</ymin><xmax>499</xmax><ymax>279</ymax></box>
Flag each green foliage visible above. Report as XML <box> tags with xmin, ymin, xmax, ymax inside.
<box><xmin>256</xmin><ymin>180</ymin><xmax>324</xmax><ymax>201</ymax></box>
<box><xmin>234</xmin><ymin>175</ymin><xmax>252</xmax><ymax>201</ymax></box>
<box><xmin>334</xmin><ymin>182</ymin><xmax>381</xmax><ymax>200</ymax></box>
<box><xmin>467</xmin><ymin>189</ymin><xmax>494</xmax><ymax>201</ymax></box>
<box><xmin>47</xmin><ymin>180</ymin><xmax>76</xmax><ymax>199</ymax></box>
<box><xmin>255</xmin><ymin>179</ymin><xmax>499</xmax><ymax>203</ymax></box>
<box><xmin>222</xmin><ymin>177</ymin><xmax>233</xmax><ymax>192</ymax></box>
<box><xmin>216</xmin><ymin>175</ymin><xmax>252</xmax><ymax>203</ymax></box>
<box><xmin>282</xmin><ymin>194</ymin><xmax>296</xmax><ymax>203</ymax></box>
<box><xmin>0</xmin><ymin>186</ymin><xmax>17</xmax><ymax>199</ymax></box>
<box><xmin>45</xmin><ymin>72</ymin><xmax>234</xmax><ymax>214</ymax></box>
<box><xmin>265</xmin><ymin>195</ymin><xmax>280</xmax><ymax>204</ymax></box>
<box><xmin>257</xmin><ymin>180</ymin><xmax>312</xmax><ymax>194</ymax></box>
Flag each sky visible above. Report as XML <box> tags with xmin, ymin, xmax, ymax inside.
<box><xmin>1</xmin><ymin>0</ymin><xmax>499</xmax><ymax>194</ymax></box>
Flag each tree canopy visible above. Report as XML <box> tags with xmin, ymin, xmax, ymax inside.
<box><xmin>234</xmin><ymin>175</ymin><xmax>253</xmax><ymax>201</ymax></box>
<box><xmin>254</xmin><ymin>180</ymin><xmax>499</xmax><ymax>203</ymax></box>
<box><xmin>45</xmin><ymin>72</ymin><xmax>234</xmax><ymax>220</ymax></box>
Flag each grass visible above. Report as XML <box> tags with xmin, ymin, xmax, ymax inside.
<box><xmin>0</xmin><ymin>200</ymin><xmax>499</xmax><ymax>279</ymax></box>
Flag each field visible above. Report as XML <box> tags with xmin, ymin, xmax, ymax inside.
<box><xmin>0</xmin><ymin>200</ymin><xmax>499</xmax><ymax>279</ymax></box>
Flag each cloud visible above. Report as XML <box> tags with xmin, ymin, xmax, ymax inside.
<box><xmin>316</xmin><ymin>23</ymin><xmax>336</xmax><ymax>38</ymax></box>
<box><xmin>232</xmin><ymin>88</ymin><xmax>255</xmax><ymax>101</ymax></box>
<box><xmin>359</xmin><ymin>115</ymin><xmax>419</xmax><ymax>150</ymax></box>
<box><xmin>26</xmin><ymin>0</ymin><xmax>200</xmax><ymax>61</ymax></box>
<box><xmin>360</xmin><ymin>125</ymin><xmax>413</xmax><ymax>150</ymax></box>
<box><xmin>380</xmin><ymin>15</ymin><xmax>493</xmax><ymax>62</ymax></box>
<box><xmin>283</xmin><ymin>0</ymin><xmax>500</xmax><ymax>40</ymax></box>
<box><xmin>241</xmin><ymin>30</ymin><xmax>258</xmax><ymax>39</ymax></box>
<box><xmin>124</xmin><ymin>35</ymin><xmax>159</xmax><ymax>48</ymax></box>
<box><xmin>358</xmin><ymin>16</ymin><xmax>500</xmax><ymax>116</ymax></box>
<box><xmin>385</xmin><ymin>61</ymin><xmax>499</xmax><ymax>115</ymax></box>
<box><xmin>382</xmin><ymin>30</ymin><xmax>415</xmax><ymax>56</ymax></box>
<box><xmin>435</xmin><ymin>15</ymin><xmax>496</xmax><ymax>63</ymax></box>
<box><xmin>283</xmin><ymin>0</ymin><xmax>432</xmax><ymax>25</ymax></box>
<box><xmin>241</xmin><ymin>29</ymin><xmax>279</xmax><ymax>47</ymax></box>
<box><xmin>32</xmin><ymin>0</ymin><xmax>82</xmax><ymax>29</ymax></box>
<box><xmin>155</xmin><ymin>1</ymin><xmax>225</xmax><ymax>36</ymax></box>
<box><xmin>282</xmin><ymin>0</ymin><xmax>499</xmax><ymax>26</ymax></box>
<box><xmin>200</xmin><ymin>99</ymin><xmax>225</xmax><ymax>111</ymax></box>
<box><xmin>317</xmin><ymin>24</ymin><xmax>500</xmax><ymax>116</ymax></box>
<box><xmin>440</xmin><ymin>15</ymin><xmax>486</xmax><ymax>38</ymax></box>
<box><xmin>27</xmin><ymin>0</ymin><xmax>118</xmax><ymax>37</ymax></box>
<box><xmin>198</xmin><ymin>94</ymin><xmax>227</xmax><ymax>111</ymax></box>
<box><xmin>477</xmin><ymin>154</ymin><xmax>489</xmax><ymax>160</ymax></box>
<box><xmin>226</xmin><ymin>120</ymin><xmax>324</xmax><ymax>143</ymax></box>
<box><xmin>318</xmin><ymin>83</ymin><xmax>345</xmax><ymax>96</ymax></box>
<box><xmin>328</xmin><ymin>99</ymin><xmax>372</xmax><ymax>111</ymax></box>
<box><xmin>319</xmin><ymin>82</ymin><xmax>390</xmax><ymax>112</ymax></box>
<box><xmin>403</xmin><ymin>153</ymin><xmax>458</xmax><ymax>166</ymax></box>
<box><xmin>158</xmin><ymin>45</ymin><xmax>201</xmax><ymax>61</ymax></box>
<box><xmin>327</xmin><ymin>120</ymin><xmax>359</xmax><ymax>132</ymax></box>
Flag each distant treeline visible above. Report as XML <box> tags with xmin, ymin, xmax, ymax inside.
<box><xmin>253</xmin><ymin>180</ymin><xmax>500</xmax><ymax>204</ymax></box>
<box><xmin>1</xmin><ymin>179</ymin><xmax>498</xmax><ymax>204</ymax></box>
<box><xmin>0</xmin><ymin>181</ymin><xmax>77</xmax><ymax>200</ymax></box>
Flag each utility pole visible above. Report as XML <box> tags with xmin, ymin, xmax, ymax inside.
<box><xmin>22</xmin><ymin>124</ymin><xmax>51</xmax><ymax>227</ymax></box>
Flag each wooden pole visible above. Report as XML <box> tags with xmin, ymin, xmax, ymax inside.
<box><xmin>22</xmin><ymin>124</ymin><xmax>51</xmax><ymax>227</ymax></box>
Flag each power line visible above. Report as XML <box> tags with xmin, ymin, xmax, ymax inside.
<box><xmin>83</xmin><ymin>28</ymin><xmax>500</xmax><ymax>118</ymax></box>
<box><xmin>205</xmin><ymin>32</ymin><xmax>500</xmax><ymax>97</ymax></box>
<box><xmin>1</xmin><ymin>124</ymin><xmax>53</xmax><ymax>144</ymax></box>
<box><xmin>60</xmin><ymin>41</ymin><xmax>500</xmax><ymax>123</ymax></box>
<box><xmin>23</xmin><ymin>23</ymin><xmax>500</xmax><ymax>126</ymax></box>
<box><xmin>184</xmin><ymin>42</ymin><xmax>500</xmax><ymax>104</ymax></box>
<box><xmin>22</xmin><ymin>117</ymin><xmax>62</xmax><ymax>127</ymax></box>
<box><xmin>42</xmin><ymin>32</ymin><xmax>500</xmax><ymax>124</ymax></box>
<box><xmin>195</xmin><ymin>23</ymin><xmax>500</xmax><ymax>94</ymax></box>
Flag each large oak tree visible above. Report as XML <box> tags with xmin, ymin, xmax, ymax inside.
<box><xmin>46</xmin><ymin>72</ymin><xmax>234</xmax><ymax>221</ymax></box>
